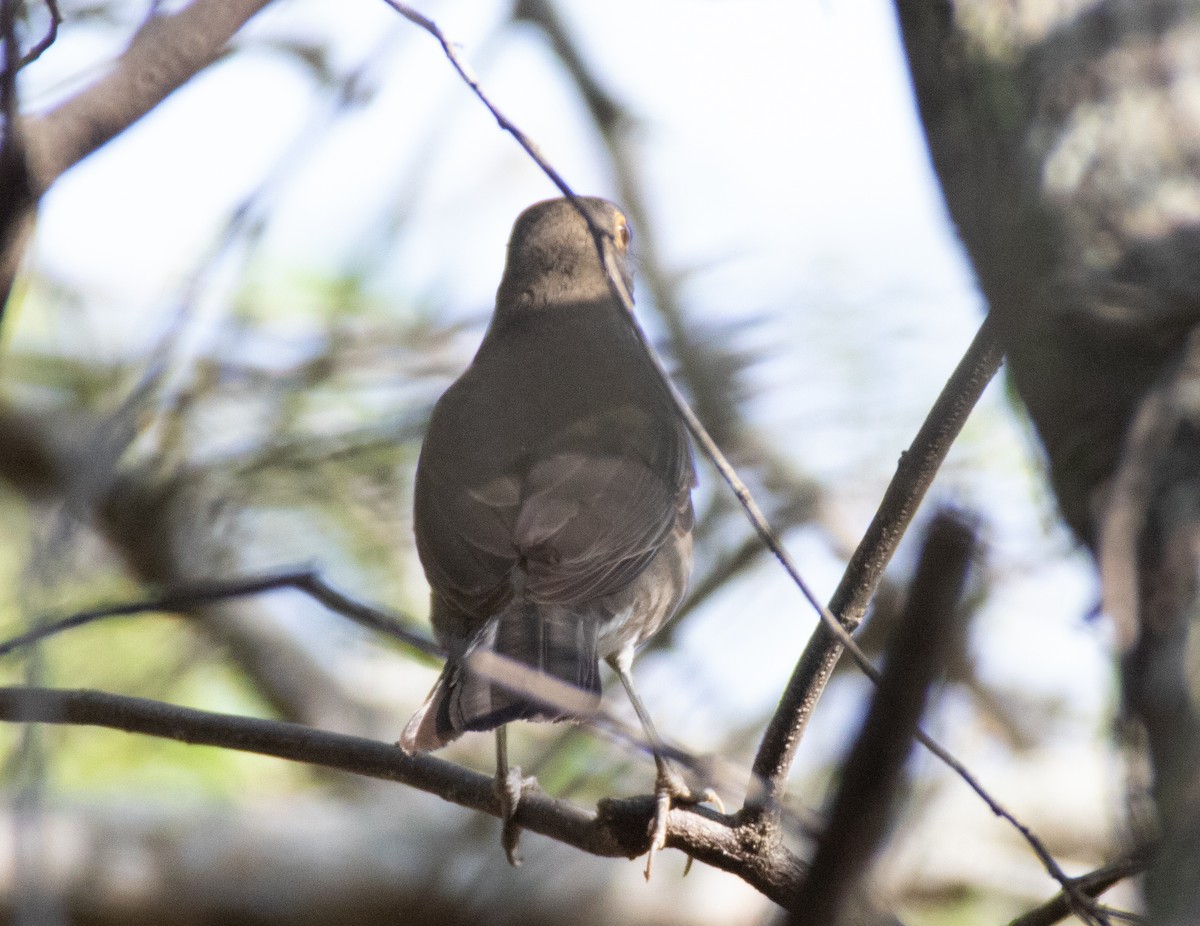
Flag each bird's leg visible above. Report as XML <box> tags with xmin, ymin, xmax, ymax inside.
<box><xmin>610</xmin><ymin>653</ymin><xmax>721</xmax><ymax>879</ymax></box>
<box><xmin>495</xmin><ymin>725</ymin><xmax>532</xmax><ymax>866</ymax></box>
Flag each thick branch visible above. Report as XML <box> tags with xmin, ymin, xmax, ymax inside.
<box><xmin>0</xmin><ymin>686</ymin><xmax>809</xmax><ymax>908</ymax></box>
<box><xmin>23</xmin><ymin>0</ymin><xmax>274</xmax><ymax>194</ymax></box>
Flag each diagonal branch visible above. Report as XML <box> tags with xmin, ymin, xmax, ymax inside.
<box><xmin>750</xmin><ymin>314</ymin><xmax>1002</xmax><ymax>812</ymax></box>
<box><xmin>23</xmin><ymin>0</ymin><xmax>275</xmax><ymax>195</ymax></box>
<box><xmin>1006</xmin><ymin>852</ymin><xmax>1150</xmax><ymax>926</ymax></box>
<box><xmin>789</xmin><ymin>510</ymin><xmax>977</xmax><ymax>926</ymax></box>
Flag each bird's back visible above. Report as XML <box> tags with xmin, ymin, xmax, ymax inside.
<box><xmin>414</xmin><ymin>299</ymin><xmax>692</xmax><ymax>633</ymax></box>
<box><xmin>400</xmin><ymin>197</ymin><xmax>694</xmax><ymax>753</ymax></box>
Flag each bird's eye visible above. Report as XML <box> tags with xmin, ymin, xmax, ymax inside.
<box><xmin>615</xmin><ymin>219</ymin><xmax>631</xmax><ymax>250</ymax></box>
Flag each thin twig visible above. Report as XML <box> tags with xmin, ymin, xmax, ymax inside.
<box><xmin>1006</xmin><ymin>853</ymin><xmax>1150</xmax><ymax>926</ymax></box>
<box><xmin>0</xmin><ymin>571</ymin><xmax>765</xmax><ymax>810</ymax></box>
<box><xmin>19</xmin><ymin>0</ymin><xmax>60</xmax><ymax>67</ymax></box>
<box><xmin>0</xmin><ymin>567</ymin><xmax>441</xmax><ymax>659</ymax></box>
<box><xmin>378</xmin><ymin>1</ymin><xmax>578</xmax><ymax>202</ymax></box>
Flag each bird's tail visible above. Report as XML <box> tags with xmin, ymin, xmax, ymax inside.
<box><xmin>398</xmin><ymin>601</ymin><xmax>602</xmax><ymax>753</ymax></box>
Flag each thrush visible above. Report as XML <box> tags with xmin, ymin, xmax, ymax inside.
<box><xmin>398</xmin><ymin>196</ymin><xmax>709</xmax><ymax>869</ymax></box>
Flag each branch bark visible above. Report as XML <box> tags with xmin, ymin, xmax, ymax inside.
<box><xmin>749</xmin><ymin>315</ymin><xmax>1001</xmax><ymax>816</ymax></box>
<box><xmin>0</xmin><ymin>685</ymin><xmax>811</xmax><ymax>909</ymax></box>
<box><xmin>23</xmin><ymin>0</ymin><xmax>274</xmax><ymax>195</ymax></box>
<box><xmin>789</xmin><ymin>512</ymin><xmax>975</xmax><ymax>926</ymax></box>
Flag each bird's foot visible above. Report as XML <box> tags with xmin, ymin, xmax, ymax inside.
<box><xmin>644</xmin><ymin>765</ymin><xmax>722</xmax><ymax>880</ymax></box>
<box><xmin>497</xmin><ymin>764</ymin><xmax>537</xmax><ymax>867</ymax></box>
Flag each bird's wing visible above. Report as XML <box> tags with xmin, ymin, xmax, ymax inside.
<box><xmin>414</xmin><ymin>354</ymin><xmax>694</xmax><ymax>618</ymax></box>
<box><xmin>515</xmin><ymin>449</ymin><xmax>686</xmax><ymax>604</ymax></box>
<box><xmin>413</xmin><ymin>463</ymin><xmax>520</xmax><ymax>619</ymax></box>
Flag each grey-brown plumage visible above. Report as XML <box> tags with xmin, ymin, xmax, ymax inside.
<box><xmin>399</xmin><ymin>197</ymin><xmax>695</xmax><ymax>755</ymax></box>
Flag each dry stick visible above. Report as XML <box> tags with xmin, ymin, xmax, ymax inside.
<box><xmin>789</xmin><ymin>511</ymin><xmax>977</xmax><ymax>926</ymax></box>
<box><xmin>381</xmin><ymin>0</ymin><xmax>1091</xmax><ymax>903</ymax></box>
<box><xmin>0</xmin><ymin>685</ymin><xmax>808</xmax><ymax>907</ymax></box>
<box><xmin>751</xmin><ymin>313</ymin><xmax>1003</xmax><ymax>810</ymax></box>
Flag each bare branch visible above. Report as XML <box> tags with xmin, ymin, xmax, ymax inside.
<box><xmin>751</xmin><ymin>315</ymin><xmax>1002</xmax><ymax>808</ymax></box>
<box><xmin>789</xmin><ymin>510</ymin><xmax>977</xmax><ymax>926</ymax></box>
<box><xmin>0</xmin><ymin>565</ymin><xmax>770</xmax><ymax>823</ymax></box>
<box><xmin>889</xmin><ymin>3</ymin><xmax>1193</xmax><ymax>922</ymax></box>
<box><xmin>378</xmin><ymin>1</ymin><xmax>578</xmax><ymax>203</ymax></box>
<box><xmin>23</xmin><ymin>0</ymin><xmax>274</xmax><ymax>194</ymax></box>
<box><xmin>0</xmin><ymin>685</ymin><xmax>810</xmax><ymax>909</ymax></box>
<box><xmin>0</xmin><ymin>403</ymin><xmax>378</xmax><ymax>729</ymax></box>
<box><xmin>1006</xmin><ymin>853</ymin><xmax>1151</xmax><ymax>926</ymax></box>
<box><xmin>0</xmin><ymin>567</ymin><xmax>440</xmax><ymax>660</ymax></box>
<box><xmin>19</xmin><ymin>0</ymin><xmax>60</xmax><ymax>68</ymax></box>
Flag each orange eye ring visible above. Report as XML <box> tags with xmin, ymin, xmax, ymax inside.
<box><xmin>615</xmin><ymin>219</ymin><xmax>631</xmax><ymax>250</ymax></box>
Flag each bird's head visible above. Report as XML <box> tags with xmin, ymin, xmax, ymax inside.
<box><xmin>495</xmin><ymin>197</ymin><xmax>634</xmax><ymax>312</ymax></box>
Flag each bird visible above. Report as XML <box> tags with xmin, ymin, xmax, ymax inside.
<box><xmin>397</xmin><ymin>196</ymin><xmax>708</xmax><ymax>870</ymax></box>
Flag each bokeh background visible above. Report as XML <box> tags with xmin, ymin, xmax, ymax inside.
<box><xmin>1</xmin><ymin>1</ymin><xmax>1130</xmax><ymax>923</ymax></box>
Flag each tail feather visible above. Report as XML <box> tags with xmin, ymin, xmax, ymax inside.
<box><xmin>398</xmin><ymin>601</ymin><xmax>601</xmax><ymax>753</ymax></box>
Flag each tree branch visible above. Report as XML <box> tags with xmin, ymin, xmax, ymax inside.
<box><xmin>750</xmin><ymin>314</ymin><xmax>1001</xmax><ymax>814</ymax></box>
<box><xmin>23</xmin><ymin>0</ymin><xmax>274</xmax><ymax>194</ymax></box>
<box><xmin>19</xmin><ymin>0</ymin><xmax>60</xmax><ymax>67</ymax></box>
<box><xmin>0</xmin><ymin>402</ymin><xmax>383</xmax><ymax>730</ymax></box>
<box><xmin>0</xmin><ymin>567</ymin><xmax>440</xmax><ymax>660</ymax></box>
<box><xmin>1006</xmin><ymin>853</ymin><xmax>1150</xmax><ymax>926</ymax></box>
<box><xmin>0</xmin><ymin>685</ymin><xmax>810</xmax><ymax>909</ymax></box>
<box><xmin>789</xmin><ymin>511</ymin><xmax>977</xmax><ymax>926</ymax></box>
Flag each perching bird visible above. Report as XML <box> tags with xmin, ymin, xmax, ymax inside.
<box><xmin>398</xmin><ymin>196</ymin><xmax>706</xmax><ymax>868</ymax></box>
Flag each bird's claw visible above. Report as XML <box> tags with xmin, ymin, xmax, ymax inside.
<box><xmin>497</xmin><ymin>765</ymin><xmax>536</xmax><ymax>867</ymax></box>
<box><xmin>643</xmin><ymin>766</ymin><xmax>722</xmax><ymax>880</ymax></box>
